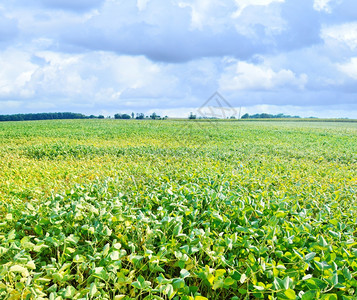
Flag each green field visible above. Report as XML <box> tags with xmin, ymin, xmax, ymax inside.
<box><xmin>0</xmin><ymin>120</ymin><xmax>356</xmax><ymax>300</ymax></box>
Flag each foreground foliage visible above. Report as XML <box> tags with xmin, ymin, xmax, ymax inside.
<box><xmin>0</xmin><ymin>120</ymin><xmax>356</xmax><ymax>299</ymax></box>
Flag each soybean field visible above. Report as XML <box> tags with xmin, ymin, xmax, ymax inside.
<box><xmin>0</xmin><ymin>119</ymin><xmax>356</xmax><ymax>300</ymax></box>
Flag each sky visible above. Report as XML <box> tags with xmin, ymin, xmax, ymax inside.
<box><xmin>0</xmin><ymin>0</ymin><xmax>357</xmax><ymax>118</ymax></box>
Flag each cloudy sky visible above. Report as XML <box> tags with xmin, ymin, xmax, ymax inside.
<box><xmin>0</xmin><ymin>0</ymin><xmax>357</xmax><ymax>118</ymax></box>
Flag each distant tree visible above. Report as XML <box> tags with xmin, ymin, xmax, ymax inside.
<box><xmin>136</xmin><ymin>113</ymin><xmax>145</xmax><ymax>119</ymax></box>
<box><xmin>230</xmin><ymin>116</ymin><xmax>236</xmax><ymax>119</ymax></box>
<box><xmin>114</xmin><ymin>113</ymin><xmax>131</xmax><ymax>119</ymax></box>
<box><xmin>260</xmin><ymin>113</ymin><xmax>271</xmax><ymax>119</ymax></box>
<box><xmin>241</xmin><ymin>113</ymin><xmax>250</xmax><ymax>119</ymax></box>
<box><xmin>131</xmin><ymin>112</ymin><xmax>135</xmax><ymax>119</ymax></box>
<box><xmin>150</xmin><ymin>112</ymin><xmax>160</xmax><ymax>120</ymax></box>
<box><xmin>189</xmin><ymin>112</ymin><xmax>197</xmax><ymax>119</ymax></box>
<box><xmin>98</xmin><ymin>115</ymin><xmax>105</xmax><ymax>119</ymax></box>
<box><xmin>121</xmin><ymin>114</ymin><xmax>131</xmax><ymax>119</ymax></box>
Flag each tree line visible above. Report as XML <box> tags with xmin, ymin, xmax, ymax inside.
<box><xmin>0</xmin><ymin>111</ymin><xmax>304</xmax><ymax>122</ymax></box>
<box><xmin>0</xmin><ymin>112</ymin><xmax>102</xmax><ymax>122</ymax></box>
<box><xmin>114</xmin><ymin>112</ymin><xmax>168</xmax><ymax>120</ymax></box>
<box><xmin>241</xmin><ymin>113</ymin><xmax>301</xmax><ymax>119</ymax></box>
<box><xmin>0</xmin><ymin>111</ymin><xmax>169</xmax><ymax>122</ymax></box>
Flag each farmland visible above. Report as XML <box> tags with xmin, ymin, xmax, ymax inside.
<box><xmin>0</xmin><ymin>119</ymin><xmax>356</xmax><ymax>299</ymax></box>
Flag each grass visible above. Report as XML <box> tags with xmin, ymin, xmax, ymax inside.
<box><xmin>0</xmin><ymin>119</ymin><xmax>356</xmax><ymax>299</ymax></box>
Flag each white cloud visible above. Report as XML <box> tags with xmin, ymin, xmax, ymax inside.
<box><xmin>177</xmin><ymin>0</ymin><xmax>231</xmax><ymax>31</ymax></box>
<box><xmin>322</xmin><ymin>22</ymin><xmax>357</xmax><ymax>50</ymax></box>
<box><xmin>0</xmin><ymin>48</ymin><xmax>183</xmax><ymax>113</ymax></box>
<box><xmin>313</xmin><ymin>0</ymin><xmax>332</xmax><ymax>12</ymax></box>
<box><xmin>338</xmin><ymin>57</ymin><xmax>357</xmax><ymax>79</ymax></box>
<box><xmin>219</xmin><ymin>60</ymin><xmax>307</xmax><ymax>91</ymax></box>
<box><xmin>232</xmin><ymin>0</ymin><xmax>284</xmax><ymax>18</ymax></box>
<box><xmin>0</xmin><ymin>49</ymin><xmax>37</xmax><ymax>98</ymax></box>
<box><xmin>137</xmin><ymin>0</ymin><xmax>150</xmax><ymax>11</ymax></box>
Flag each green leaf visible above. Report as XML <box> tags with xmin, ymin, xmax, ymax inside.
<box><xmin>318</xmin><ymin>236</ymin><xmax>328</xmax><ymax>247</ymax></box>
<box><xmin>102</xmin><ymin>243</ymin><xmax>110</xmax><ymax>256</ymax></box>
<box><xmin>52</xmin><ymin>272</ymin><xmax>63</xmax><ymax>282</ymax></box>
<box><xmin>132</xmin><ymin>276</ymin><xmax>151</xmax><ymax>290</ymax></box>
<box><xmin>215</xmin><ymin>269</ymin><xmax>226</xmax><ymax>278</ymax></box>
<box><xmin>172</xmin><ymin>278</ymin><xmax>185</xmax><ymax>290</ymax></box>
<box><xmin>306</xmin><ymin>278</ymin><xmax>328</xmax><ymax>290</ymax></box>
<box><xmin>282</xmin><ymin>276</ymin><xmax>291</xmax><ymax>290</ymax></box>
<box><xmin>113</xmin><ymin>242</ymin><xmax>122</xmax><ymax>249</ymax></box>
<box><xmin>180</xmin><ymin>245</ymin><xmax>189</xmax><ymax>253</ymax></box>
<box><xmin>129</xmin><ymin>255</ymin><xmax>144</xmax><ymax>265</ymax></box>
<box><xmin>138</xmin><ymin>275</ymin><xmax>145</xmax><ymax>284</ymax></box>
<box><xmin>34</xmin><ymin>225</ymin><xmax>43</xmax><ymax>236</ymax></box>
<box><xmin>304</xmin><ymin>252</ymin><xmax>316</xmax><ymax>261</ymax></box>
<box><xmin>7</xmin><ymin>229</ymin><xmax>16</xmax><ymax>240</ymax></box>
<box><xmin>47</xmin><ymin>284</ymin><xmax>58</xmax><ymax>293</ymax></box>
<box><xmin>180</xmin><ymin>269</ymin><xmax>190</xmax><ymax>279</ymax></box>
<box><xmin>301</xmin><ymin>290</ymin><xmax>317</xmax><ymax>300</ymax></box>
<box><xmin>110</xmin><ymin>251</ymin><xmax>120</xmax><ymax>261</ymax></box>
<box><xmin>64</xmin><ymin>286</ymin><xmax>76</xmax><ymax>298</ymax></box>
<box><xmin>213</xmin><ymin>279</ymin><xmax>224</xmax><ymax>290</ymax></box>
<box><xmin>73</xmin><ymin>254</ymin><xmax>85</xmax><ymax>263</ymax></box>
<box><xmin>65</xmin><ymin>234</ymin><xmax>79</xmax><ymax>244</ymax></box>
<box><xmin>331</xmin><ymin>273</ymin><xmax>338</xmax><ymax>286</ymax></box>
<box><xmin>150</xmin><ymin>263</ymin><xmax>165</xmax><ymax>272</ymax></box>
<box><xmin>157</xmin><ymin>274</ymin><xmax>172</xmax><ymax>285</ymax></box>
<box><xmin>284</xmin><ymin>289</ymin><xmax>296</xmax><ymax>299</ymax></box>
<box><xmin>10</xmin><ymin>265</ymin><xmax>27</xmax><ymax>273</ymax></box>
<box><xmin>302</xmin><ymin>274</ymin><xmax>313</xmax><ymax>281</ymax></box>
<box><xmin>314</xmin><ymin>261</ymin><xmax>330</xmax><ymax>271</ymax></box>
<box><xmin>89</xmin><ymin>282</ymin><xmax>97</xmax><ymax>297</ymax></box>
<box><xmin>132</xmin><ymin>281</ymin><xmax>142</xmax><ymax>289</ymax></box>
<box><xmin>173</xmin><ymin>224</ymin><xmax>182</xmax><ymax>236</ymax></box>
<box><xmin>321</xmin><ymin>294</ymin><xmax>338</xmax><ymax>300</ymax></box>
<box><xmin>104</xmin><ymin>226</ymin><xmax>112</xmax><ymax>236</ymax></box>
<box><xmin>92</xmin><ymin>267</ymin><xmax>109</xmax><ymax>281</ymax></box>
<box><xmin>253</xmin><ymin>285</ymin><xmax>265</xmax><ymax>291</ymax></box>
<box><xmin>343</xmin><ymin>267</ymin><xmax>352</xmax><ymax>281</ymax></box>
<box><xmin>238</xmin><ymin>288</ymin><xmax>247</xmax><ymax>295</ymax></box>
<box><xmin>178</xmin><ymin>260</ymin><xmax>185</xmax><ymax>269</ymax></box>
<box><xmin>224</xmin><ymin>277</ymin><xmax>235</xmax><ymax>286</ymax></box>
<box><xmin>165</xmin><ymin>284</ymin><xmax>175</xmax><ymax>299</ymax></box>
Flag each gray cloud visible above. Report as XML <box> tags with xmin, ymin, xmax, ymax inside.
<box><xmin>58</xmin><ymin>0</ymin><xmax>325</xmax><ymax>63</ymax></box>
<box><xmin>277</xmin><ymin>0</ymin><xmax>322</xmax><ymax>50</ymax></box>
<box><xmin>16</xmin><ymin>0</ymin><xmax>105</xmax><ymax>12</ymax></box>
<box><xmin>63</xmin><ymin>24</ymin><xmax>263</xmax><ymax>63</ymax></box>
